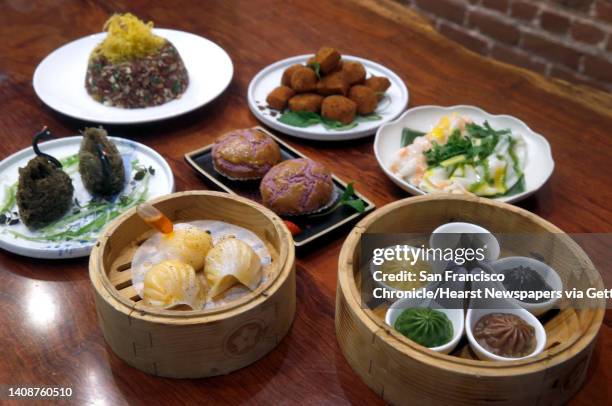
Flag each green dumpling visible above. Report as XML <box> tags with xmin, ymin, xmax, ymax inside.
<box><xmin>394</xmin><ymin>308</ymin><xmax>453</xmax><ymax>348</ymax></box>
<box><xmin>78</xmin><ymin>127</ymin><xmax>125</xmax><ymax>196</ymax></box>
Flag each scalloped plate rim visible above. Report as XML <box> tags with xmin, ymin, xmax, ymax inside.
<box><xmin>373</xmin><ymin>105</ymin><xmax>555</xmax><ymax>204</ymax></box>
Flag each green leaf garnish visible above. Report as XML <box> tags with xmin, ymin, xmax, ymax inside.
<box><xmin>310</xmin><ymin>182</ymin><xmax>366</xmax><ymax>217</ymax></box>
<box><xmin>341</xmin><ymin>182</ymin><xmax>355</xmax><ymax>200</ymax></box>
<box><xmin>308</xmin><ymin>61</ymin><xmax>321</xmax><ymax>79</ymax></box>
<box><xmin>0</xmin><ymin>184</ymin><xmax>16</xmax><ymax>216</ymax></box>
<box><xmin>422</xmin><ymin>121</ymin><xmax>510</xmax><ymax>167</ymax></box>
<box><xmin>502</xmin><ymin>175</ymin><xmax>525</xmax><ymax>197</ymax></box>
<box><xmin>343</xmin><ymin>198</ymin><xmax>366</xmax><ymax>212</ymax></box>
<box><xmin>278</xmin><ymin>110</ymin><xmax>381</xmax><ymax>131</ymax></box>
<box><xmin>401</xmin><ymin>128</ymin><xmax>425</xmax><ymax>147</ymax></box>
<box><xmin>358</xmin><ymin>114</ymin><xmax>383</xmax><ymax>122</ymax></box>
<box><xmin>278</xmin><ymin>111</ymin><xmax>322</xmax><ymax>127</ymax></box>
<box><xmin>321</xmin><ymin>117</ymin><xmax>359</xmax><ymax>131</ymax></box>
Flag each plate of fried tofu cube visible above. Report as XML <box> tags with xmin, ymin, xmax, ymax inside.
<box><xmin>248</xmin><ymin>46</ymin><xmax>409</xmax><ymax>141</ymax></box>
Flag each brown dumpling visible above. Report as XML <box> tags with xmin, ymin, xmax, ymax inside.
<box><xmin>260</xmin><ymin>158</ymin><xmax>334</xmax><ymax>216</ymax></box>
<box><xmin>342</xmin><ymin>61</ymin><xmax>366</xmax><ymax>85</ymax></box>
<box><xmin>314</xmin><ymin>46</ymin><xmax>341</xmax><ymax>74</ymax></box>
<box><xmin>281</xmin><ymin>64</ymin><xmax>303</xmax><ymax>87</ymax></box>
<box><xmin>288</xmin><ymin>93</ymin><xmax>324</xmax><ymax>113</ymax></box>
<box><xmin>290</xmin><ymin>66</ymin><xmax>318</xmax><ymax>93</ymax></box>
<box><xmin>321</xmin><ymin>95</ymin><xmax>357</xmax><ymax>125</ymax></box>
<box><xmin>473</xmin><ymin>313</ymin><xmax>537</xmax><ymax>358</ymax></box>
<box><xmin>317</xmin><ymin>71</ymin><xmax>349</xmax><ymax>96</ymax></box>
<box><xmin>267</xmin><ymin>86</ymin><xmax>295</xmax><ymax>110</ymax></box>
<box><xmin>348</xmin><ymin>85</ymin><xmax>378</xmax><ymax>115</ymax></box>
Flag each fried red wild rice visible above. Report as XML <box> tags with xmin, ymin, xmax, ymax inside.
<box><xmin>85</xmin><ymin>41</ymin><xmax>189</xmax><ymax>108</ymax></box>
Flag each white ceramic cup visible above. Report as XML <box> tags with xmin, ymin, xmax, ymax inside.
<box><xmin>430</xmin><ymin>222</ymin><xmax>500</xmax><ymax>264</ymax></box>
<box><xmin>386</xmin><ymin>298</ymin><xmax>464</xmax><ymax>354</ymax></box>
<box><xmin>489</xmin><ymin>256</ymin><xmax>563</xmax><ymax>316</ymax></box>
<box><xmin>466</xmin><ymin>307</ymin><xmax>546</xmax><ymax>361</ymax></box>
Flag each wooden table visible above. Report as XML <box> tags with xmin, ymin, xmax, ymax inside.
<box><xmin>0</xmin><ymin>0</ymin><xmax>610</xmax><ymax>404</ymax></box>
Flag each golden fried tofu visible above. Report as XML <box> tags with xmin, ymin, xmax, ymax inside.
<box><xmin>321</xmin><ymin>95</ymin><xmax>357</xmax><ymax>125</ymax></box>
<box><xmin>348</xmin><ymin>85</ymin><xmax>378</xmax><ymax>115</ymax></box>
<box><xmin>314</xmin><ymin>46</ymin><xmax>341</xmax><ymax>74</ymax></box>
<box><xmin>342</xmin><ymin>61</ymin><xmax>366</xmax><ymax>85</ymax></box>
<box><xmin>288</xmin><ymin>93</ymin><xmax>324</xmax><ymax>113</ymax></box>
<box><xmin>267</xmin><ymin>86</ymin><xmax>296</xmax><ymax>110</ymax></box>
<box><xmin>364</xmin><ymin>76</ymin><xmax>391</xmax><ymax>97</ymax></box>
<box><xmin>317</xmin><ymin>71</ymin><xmax>349</xmax><ymax>96</ymax></box>
<box><xmin>290</xmin><ymin>66</ymin><xmax>318</xmax><ymax>93</ymax></box>
<box><xmin>281</xmin><ymin>64</ymin><xmax>304</xmax><ymax>87</ymax></box>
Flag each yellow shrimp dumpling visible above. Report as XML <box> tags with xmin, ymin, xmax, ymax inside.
<box><xmin>162</xmin><ymin>226</ymin><xmax>213</xmax><ymax>271</ymax></box>
<box><xmin>204</xmin><ymin>238</ymin><xmax>262</xmax><ymax>298</ymax></box>
<box><xmin>143</xmin><ymin>260</ymin><xmax>205</xmax><ymax>309</ymax></box>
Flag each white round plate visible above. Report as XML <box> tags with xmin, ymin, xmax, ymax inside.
<box><xmin>33</xmin><ymin>29</ymin><xmax>233</xmax><ymax>124</ymax></box>
<box><xmin>0</xmin><ymin>136</ymin><xmax>174</xmax><ymax>259</ymax></box>
<box><xmin>374</xmin><ymin>105</ymin><xmax>554</xmax><ymax>203</ymax></box>
<box><xmin>247</xmin><ymin>55</ymin><xmax>409</xmax><ymax>141</ymax></box>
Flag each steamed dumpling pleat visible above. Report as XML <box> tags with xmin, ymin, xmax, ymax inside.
<box><xmin>204</xmin><ymin>238</ymin><xmax>262</xmax><ymax>298</ymax></box>
<box><xmin>160</xmin><ymin>225</ymin><xmax>213</xmax><ymax>271</ymax></box>
<box><xmin>143</xmin><ymin>260</ymin><xmax>205</xmax><ymax>309</ymax></box>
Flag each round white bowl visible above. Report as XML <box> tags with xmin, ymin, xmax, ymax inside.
<box><xmin>490</xmin><ymin>256</ymin><xmax>563</xmax><ymax>316</ymax></box>
<box><xmin>373</xmin><ymin>105</ymin><xmax>555</xmax><ymax>203</ymax></box>
<box><xmin>386</xmin><ymin>298</ymin><xmax>464</xmax><ymax>354</ymax></box>
<box><xmin>466</xmin><ymin>307</ymin><xmax>546</xmax><ymax>361</ymax></box>
<box><xmin>430</xmin><ymin>222</ymin><xmax>500</xmax><ymax>263</ymax></box>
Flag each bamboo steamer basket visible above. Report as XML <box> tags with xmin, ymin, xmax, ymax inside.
<box><xmin>336</xmin><ymin>195</ymin><xmax>604</xmax><ymax>406</ymax></box>
<box><xmin>90</xmin><ymin>191</ymin><xmax>295</xmax><ymax>378</ymax></box>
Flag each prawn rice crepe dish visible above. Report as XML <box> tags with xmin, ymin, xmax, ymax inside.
<box><xmin>391</xmin><ymin>113</ymin><xmax>527</xmax><ymax>197</ymax></box>
<box><xmin>17</xmin><ymin>158</ymin><xmax>74</xmax><ymax>229</ymax></box>
<box><xmin>85</xmin><ymin>13</ymin><xmax>189</xmax><ymax>108</ymax></box>
<box><xmin>78</xmin><ymin>127</ymin><xmax>125</xmax><ymax>196</ymax></box>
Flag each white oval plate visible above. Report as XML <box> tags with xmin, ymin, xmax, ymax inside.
<box><xmin>374</xmin><ymin>105</ymin><xmax>555</xmax><ymax>203</ymax></box>
<box><xmin>247</xmin><ymin>55</ymin><xmax>409</xmax><ymax>141</ymax></box>
<box><xmin>33</xmin><ymin>29</ymin><xmax>233</xmax><ymax>124</ymax></box>
<box><xmin>0</xmin><ymin>136</ymin><xmax>174</xmax><ymax>258</ymax></box>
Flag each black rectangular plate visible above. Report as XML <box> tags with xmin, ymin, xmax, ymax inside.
<box><xmin>184</xmin><ymin>127</ymin><xmax>375</xmax><ymax>247</ymax></box>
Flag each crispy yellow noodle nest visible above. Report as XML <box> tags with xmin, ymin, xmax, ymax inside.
<box><xmin>91</xmin><ymin>13</ymin><xmax>166</xmax><ymax>63</ymax></box>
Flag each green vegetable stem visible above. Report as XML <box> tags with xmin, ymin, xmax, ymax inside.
<box><xmin>310</xmin><ymin>182</ymin><xmax>366</xmax><ymax>217</ymax></box>
<box><xmin>401</xmin><ymin>128</ymin><xmax>425</xmax><ymax>147</ymax></box>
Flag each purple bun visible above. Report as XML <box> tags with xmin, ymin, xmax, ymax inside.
<box><xmin>212</xmin><ymin>129</ymin><xmax>281</xmax><ymax>180</ymax></box>
<box><xmin>260</xmin><ymin>158</ymin><xmax>334</xmax><ymax>215</ymax></box>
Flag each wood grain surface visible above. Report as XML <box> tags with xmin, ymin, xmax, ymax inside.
<box><xmin>0</xmin><ymin>0</ymin><xmax>610</xmax><ymax>404</ymax></box>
